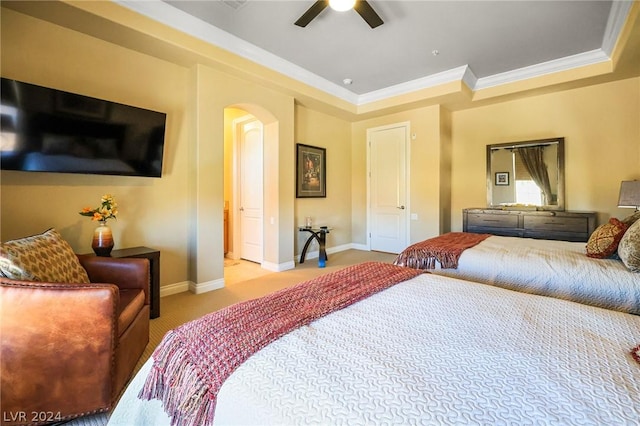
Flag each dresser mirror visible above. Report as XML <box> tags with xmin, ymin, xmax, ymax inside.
<box><xmin>487</xmin><ymin>137</ymin><xmax>565</xmax><ymax>211</ymax></box>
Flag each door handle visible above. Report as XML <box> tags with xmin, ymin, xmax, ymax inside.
<box><xmin>239</xmin><ymin>207</ymin><xmax>244</xmax><ymax>211</ymax></box>
<box><xmin>397</xmin><ymin>206</ymin><xmax>405</xmax><ymax>210</ymax></box>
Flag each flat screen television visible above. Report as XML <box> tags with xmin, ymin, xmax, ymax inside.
<box><xmin>0</xmin><ymin>78</ymin><xmax>166</xmax><ymax>177</ymax></box>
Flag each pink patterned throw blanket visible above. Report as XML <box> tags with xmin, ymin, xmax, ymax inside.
<box><xmin>138</xmin><ymin>262</ymin><xmax>424</xmax><ymax>426</ymax></box>
<box><xmin>394</xmin><ymin>232</ymin><xmax>491</xmax><ymax>270</ymax></box>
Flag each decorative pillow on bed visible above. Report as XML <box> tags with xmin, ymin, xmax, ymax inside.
<box><xmin>0</xmin><ymin>228</ymin><xmax>90</xmax><ymax>283</ymax></box>
<box><xmin>632</xmin><ymin>345</ymin><xmax>640</xmax><ymax>365</ymax></box>
<box><xmin>618</xmin><ymin>219</ymin><xmax>640</xmax><ymax>272</ymax></box>
<box><xmin>585</xmin><ymin>218</ymin><xmax>628</xmax><ymax>259</ymax></box>
<box><xmin>621</xmin><ymin>211</ymin><xmax>640</xmax><ymax>228</ymax></box>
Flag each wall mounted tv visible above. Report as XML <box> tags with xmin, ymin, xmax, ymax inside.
<box><xmin>0</xmin><ymin>78</ymin><xmax>166</xmax><ymax>177</ymax></box>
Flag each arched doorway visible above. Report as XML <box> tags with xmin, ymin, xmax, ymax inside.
<box><xmin>223</xmin><ymin>104</ymin><xmax>280</xmax><ymax>271</ymax></box>
<box><xmin>190</xmin><ymin>67</ymin><xmax>296</xmax><ymax>294</ymax></box>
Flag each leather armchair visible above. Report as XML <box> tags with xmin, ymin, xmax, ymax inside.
<box><xmin>0</xmin><ymin>255</ymin><xmax>150</xmax><ymax>425</ymax></box>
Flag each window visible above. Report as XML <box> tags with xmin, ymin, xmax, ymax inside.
<box><xmin>515</xmin><ymin>180</ymin><xmax>542</xmax><ymax>205</ymax></box>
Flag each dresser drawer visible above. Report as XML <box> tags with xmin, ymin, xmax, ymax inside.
<box><xmin>467</xmin><ymin>213</ymin><xmax>519</xmax><ymax>229</ymax></box>
<box><xmin>524</xmin><ymin>216</ymin><xmax>588</xmax><ymax>233</ymax></box>
<box><xmin>463</xmin><ymin>209</ymin><xmax>597</xmax><ymax>242</ymax></box>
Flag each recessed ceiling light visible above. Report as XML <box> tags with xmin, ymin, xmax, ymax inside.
<box><xmin>432</xmin><ymin>50</ymin><xmax>440</xmax><ymax>56</ymax></box>
<box><xmin>343</xmin><ymin>78</ymin><xmax>353</xmax><ymax>85</ymax></box>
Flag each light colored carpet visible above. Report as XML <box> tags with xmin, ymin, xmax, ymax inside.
<box><xmin>66</xmin><ymin>249</ymin><xmax>396</xmax><ymax>425</ymax></box>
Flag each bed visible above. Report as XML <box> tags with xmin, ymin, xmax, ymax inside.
<box><xmin>394</xmin><ymin>232</ymin><xmax>640</xmax><ymax>315</ymax></box>
<box><xmin>108</xmin><ymin>262</ymin><xmax>640</xmax><ymax>426</ymax></box>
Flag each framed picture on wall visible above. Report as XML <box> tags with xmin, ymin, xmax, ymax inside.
<box><xmin>495</xmin><ymin>172</ymin><xmax>509</xmax><ymax>186</ymax></box>
<box><xmin>296</xmin><ymin>143</ymin><xmax>326</xmax><ymax>198</ymax></box>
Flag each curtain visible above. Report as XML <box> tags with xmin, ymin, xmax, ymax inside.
<box><xmin>517</xmin><ymin>146</ymin><xmax>553</xmax><ymax>205</ymax></box>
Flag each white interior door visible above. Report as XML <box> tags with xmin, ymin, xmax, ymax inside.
<box><xmin>368</xmin><ymin>123</ymin><xmax>408</xmax><ymax>254</ymax></box>
<box><xmin>239</xmin><ymin>119</ymin><xmax>263</xmax><ymax>263</ymax></box>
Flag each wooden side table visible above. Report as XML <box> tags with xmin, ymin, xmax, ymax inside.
<box><xmin>110</xmin><ymin>247</ymin><xmax>161</xmax><ymax>319</ymax></box>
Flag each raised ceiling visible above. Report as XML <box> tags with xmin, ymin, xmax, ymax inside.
<box><xmin>118</xmin><ymin>0</ymin><xmax>632</xmax><ymax>106</ymax></box>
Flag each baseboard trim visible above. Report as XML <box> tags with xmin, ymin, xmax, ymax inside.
<box><xmin>296</xmin><ymin>243</ymin><xmax>358</xmax><ymax>261</ymax></box>
<box><xmin>349</xmin><ymin>242</ymin><xmax>369</xmax><ymax>251</ymax></box>
<box><xmin>262</xmin><ymin>259</ymin><xmax>295</xmax><ymax>272</ymax></box>
<box><xmin>160</xmin><ymin>281</ymin><xmax>190</xmax><ymax>297</ymax></box>
<box><xmin>189</xmin><ymin>278</ymin><xmax>225</xmax><ymax>294</ymax></box>
<box><xmin>162</xmin><ymin>245</ymin><xmax>375</xmax><ymax>296</ymax></box>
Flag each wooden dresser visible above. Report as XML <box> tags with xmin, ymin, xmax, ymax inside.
<box><xmin>462</xmin><ymin>208</ymin><xmax>597</xmax><ymax>242</ymax></box>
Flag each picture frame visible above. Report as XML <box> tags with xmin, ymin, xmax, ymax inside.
<box><xmin>495</xmin><ymin>172</ymin><xmax>509</xmax><ymax>186</ymax></box>
<box><xmin>296</xmin><ymin>143</ymin><xmax>326</xmax><ymax>198</ymax></box>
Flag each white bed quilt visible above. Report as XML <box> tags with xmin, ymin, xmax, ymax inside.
<box><xmin>110</xmin><ymin>273</ymin><xmax>640</xmax><ymax>425</ymax></box>
<box><xmin>431</xmin><ymin>235</ymin><xmax>640</xmax><ymax>315</ymax></box>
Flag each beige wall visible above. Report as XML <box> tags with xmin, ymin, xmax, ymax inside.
<box><xmin>352</xmin><ymin>105</ymin><xmax>451</xmax><ymax>246</ymax></box>
<box><xmin>2</xmin><ymin>5</ymin><xmax>640</xmax><ymax>290</ymax></box>
<box><xmin>349</xmin><ymin>78</ymin><xmax>640</xmax><ymax>244</ymax></box>
<box><xmin>439</xmin><ymin>107</ymin><xmax>453</xmax><ymax>234</ymax></box>
<box><xmin>451</xmin><ymin>77</ymin><xmax>640</xmax><ymax>229</ymax></box>
<box><xmin>0</xmin><ymin>7</ymin><xmax>299</xmax><ymax>291</ymax></box>
<box><xmin>294</xmin><ymin>106</ymin><xmax>352</xmax><ymax>253</ymax></box>
<box><xmin>0</xmin><ymin>8</ymin><xmax>191</xmax><ymax>287</ymax></box>
<box><xmin>172</xmin><ymin>62</ymin><xmax>297</xmax><ymax>286</ymax></box>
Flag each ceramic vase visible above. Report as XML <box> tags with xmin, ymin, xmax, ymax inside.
<box><xmin>92</xmin><ymin>221</ymin><xmax>114</xmax><ymax>256</ymax></box>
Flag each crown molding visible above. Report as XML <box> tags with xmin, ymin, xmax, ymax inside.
<box><xmin>357</xmin><ymin>65</ymin><xmax>471</xmax><ymax>105</ymax></box>
<box><xmin>602</xmin><ymin>0</ymin><xmax>634</xmax><ymax>56</ymax></box>
<box><xmin>473</xmin><ymin>49</ymin><xmax>610</xmax><ymax>91</ymax></box>
<box><xmin>118</xmin><ymin>0</ymin><xmax>629</xmax><ymax>108</ymax></box>
<box><xmin>116</xmin><ymin>0</ymin><xmax>359</xmax><ymax>104</ymax></box>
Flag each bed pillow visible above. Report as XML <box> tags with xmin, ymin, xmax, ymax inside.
<box><xmin>618</xmin><ymin>219</ymin><xmax>640</xmax><ymax>272</ymax></box>
<box><xmin>632</xmin><ymin>345</ymin><xmax>640</xmax><ymax>365</ymax></box>
<box><xmin>0</xmin><ymin>228</ymin><xmax>90</xmax><ymax>283</ymax></box>
<box><xmin>621</xmin><ymin>211</ymin><xmax>640</xmax><ymax>228</ymax></box>
<box><xmin>585</xmin><ymin>218</ymin><xmax>628</xmax><ymax>259</ymax></box>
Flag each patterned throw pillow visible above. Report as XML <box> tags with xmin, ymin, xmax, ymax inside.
<box><xmin>618</xmin><ymin>219</ymin><xmax>640</xmax><ymax>272</ymax></box>
<box><xmin>621</xmin><ymin>210</ymin><xmax>640</xmax><ymax>228</ymax></box>
<box><xmin>0</xmin><ymin>228</ymin><xmax>90</xmax><ymax>283</ymax></box>
<box><xmin>585</xmin><ymin>218</ymin><xmax>628</xmax><ymax>259</ymax></box>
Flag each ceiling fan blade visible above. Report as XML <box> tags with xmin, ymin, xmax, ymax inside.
<box><xmin>294</xmin><ymin>0</ymin><xmax>329</xmax><ymax>27</ymax></box>
<box><xmin>354</xmin><ymin>0</ymin><xmax>383</xmax><ymax>28</ymax></box>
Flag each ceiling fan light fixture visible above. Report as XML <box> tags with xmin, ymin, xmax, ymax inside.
<box><xmin>295</xmin><ymin>0</ymin><xmax>382</xmax><ymax>28</ymax></box>
<box><xmin>329</xmin><ymin>0</ymin><xmax>356</xmax><ymax>12</ymax></box>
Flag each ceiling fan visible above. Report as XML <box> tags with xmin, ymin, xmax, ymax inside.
<box><xmin>294</xmin><ymin>0</ymin><xmax>384</xmax><ymax>29</ymax></box>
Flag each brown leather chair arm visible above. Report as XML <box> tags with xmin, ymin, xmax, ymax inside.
<box><xmin>78</xmin><ymin>255</ymin><xmax>150</xmax><ymax>305</ymax></box>
<box><xmin>0</xmin><ymin>279</ymin><xmax>119</xmax><ymax>424</ymax></box>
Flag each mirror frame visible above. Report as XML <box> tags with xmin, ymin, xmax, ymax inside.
<box><xmin>486</xmin><ymin>137</ymin><xmax>565</xmax><ymax>211</ymax></box>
